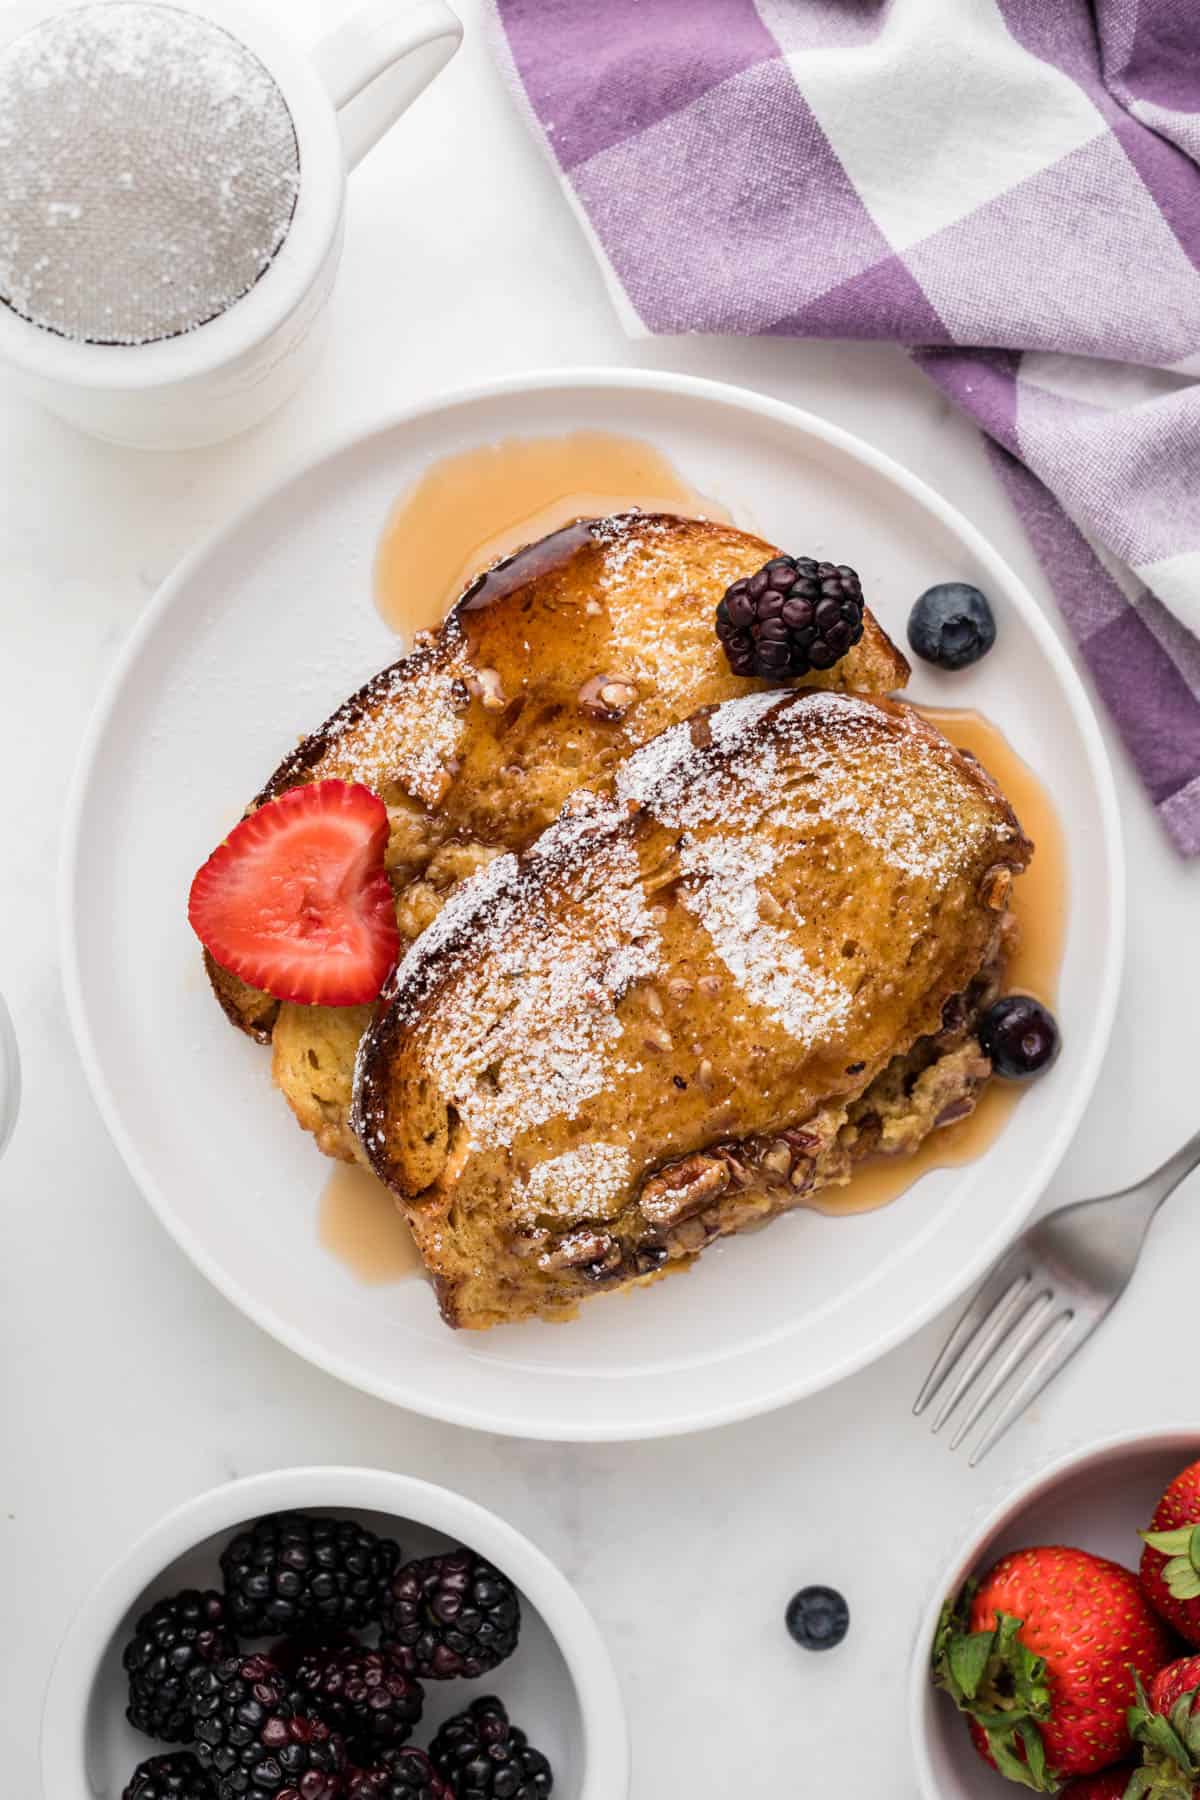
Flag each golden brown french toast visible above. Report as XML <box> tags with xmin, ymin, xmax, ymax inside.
<box><xmin>208</xmin><ymin>513</ymin><xmax>910</xmax><ymax>1160</ymax></box>
<box><xmin>352</xmin><ymin>690</ymin><xmax>1031</xmax><ymax>1330</ymax></box>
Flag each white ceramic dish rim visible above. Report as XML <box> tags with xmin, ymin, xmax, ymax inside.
<box><xmin>40</xmin><ymin>1463</ymin><xmax>630</xmax><ymax>1800</ymax></box>
<box><xmin>907</xmin><ymin>1422</ymin><xmax>1200</xmax><ymax>1799</ymax></box>
<box><xmin>57</xmin><ymin>364</ymin><xmax>1126</xmax><ymax>1440</ymax></box>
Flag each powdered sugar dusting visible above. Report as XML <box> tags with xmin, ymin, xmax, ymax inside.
<box><xmin>319</xmin><ymin>656</ymin><xmax>468</xmax><ymax>811</ymax></box>
<box><xmin>514</xmin><ymin>1142</ymin><xmax>632</xmax><ymax>1224</ymax></box>
<box><xmin>0</xmin><ymin>3</ymin><xmax>298</xmax><ymax>344</ymax></box>
<box><xmin>625</xmin><ymin>689</ymin><xmax>1017</xmax><ymax>885</ymax></box>
<box><xmin>591</xmin><ymin>513</ymin><xmax>737</xmax><ymax>713</ymax></box>
<box><xmin>680</xmin><ymin>834</ymin><xmax>853</xmax><ymax>1047</ymax></box>
<box><xmin>378</xmin><ymin>814</ymin><xmax>660</xmax><ymax>1151</ymax></box>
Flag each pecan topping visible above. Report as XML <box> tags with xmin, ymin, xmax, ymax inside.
<box><xmin>640</xmin><ymin>1153</ymin><xmax>731</xmax><ymax>1227</ymax></box>
<box><xmin>760</xmin><ymin>1143</ymin><xmax>793</xmax><ymax>1178</ymax></box>
<box><xmin>982</xmin><ymin>865</ymin><xmax>1013</xmax><ymax>911</ymax></box>
<box><xmin>537</xmin><ymin>1228</ymin><xmax>621</xmax><ymax>1274</ymax></box>
<box><xmin>688</xmin><ymin>711</ymin><xmax>714</xmax><ymax>750</ymax></box>
<box><xmin>578</xmin><ymin>673</ymin><xmax>638</xmax><ymax>721</ymax></box>
<box><xmin>934</xmin><ymin>1098</ymin><xmax>975</xmax><ymax>1128</ymax></box>
<box><xmin>467</xmin><ymin>667</ymin><xmax>507</xmax><ymax>711</ymax></box>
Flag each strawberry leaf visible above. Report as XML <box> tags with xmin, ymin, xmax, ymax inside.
<box><xmin>948</xmin><ymin>1630</ymin><xmax>994</xmax><ymax>1701</ymax></box>
<box><xmin>931</xmin><ymin>1592</ymin><xmax>1058</xmax><ymax>1791</ymax></box>
<box><xmin>1141</xmin><ymin>1526</ymin><xmax>1200</xmax><ymax>1600</ymax></box>
<box><xmin>1129</xmin><ymin>1671</ymin><xmax>1200</xmax><ymax>1796</ymax></box>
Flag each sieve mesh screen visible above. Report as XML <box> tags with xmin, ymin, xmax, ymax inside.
<box><xmin>0</xmin><ymin>2</ymin><xmax>300</xmax><ymax>345</ymax></box>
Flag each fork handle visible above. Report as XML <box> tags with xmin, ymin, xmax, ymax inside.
<box><xmin>1127</xmin><ymin>1125</ymin><xmax>1200</xmax><ymax>1222</ymax></box>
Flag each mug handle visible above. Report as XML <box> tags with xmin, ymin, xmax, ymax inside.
<box><xmin>313</xmin><ymin>0</ymin><xmax>463</xmax><ymax>173</ymax></box>
<box><xmin>0</xmin><ymin>994</ymin><xmax>20</xmax><ymax>1161</ymax></box>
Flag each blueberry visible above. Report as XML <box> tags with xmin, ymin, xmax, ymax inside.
<box><xmin>785</xmin><ymin>1586</ymin><xmax>849</xmax><ymax>1651</ymax></box>
<box><xmin>908</xmin><ymin>582</ymin><xmax>996</xmax><ymax>671</ymax></box>
<box><xmin>979</xmin><ymin>995</ymin><xmax>1060</xmax><ymax>1080</ymax></box>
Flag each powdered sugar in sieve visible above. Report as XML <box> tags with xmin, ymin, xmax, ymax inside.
<box><xmin>0</xmin><ymin>3</ymin><xmax>300</xmax><ymax>345</ymax></box>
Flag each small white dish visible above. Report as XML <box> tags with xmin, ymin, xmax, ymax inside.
<box><xmin>0</xmin><ymin>0</ymin><xmax>461</xmax><ymax>448</ymax></box>
<box><xmin>60</xmin><ymin>367</ymin><xmax>1123</xmax><ymax>1440</ymax></box>
<box><xmin>909</xmin><ymin>1425</ymin><xmax>1200</xmax><ymax>1798</ymax></box>
<box><xmin>41</xmin><ymin>1464</ymin><xmax>628</xmax><ymax>1800</ymax></box>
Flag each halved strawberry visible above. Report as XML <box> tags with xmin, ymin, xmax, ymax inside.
<box><xmin>189</xmin><ymin>780</ymin><xmax>399</xmax><ymax>1006</ymax></box>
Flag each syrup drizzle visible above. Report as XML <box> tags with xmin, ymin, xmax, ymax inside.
<box><xmin>319</xmin><ymin>1162</ymin><xmax>421</xmax><ymax>1284</ymax></box>
<box><xmin>374</xmin><ymin>430</ymin><xmax>730</xmax><ymax>635</ymax></box>
<box><xmin>809</xmin><ymin>705</ymin><xmax>1066</xmax><ymax>1216</ymax></box>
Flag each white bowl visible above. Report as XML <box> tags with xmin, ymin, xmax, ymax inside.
<box><xmin>41</xmin><ymin>1466</ymin><xmax>629</xmax><ymax>1800</ymax></box>
<box><xmin>909</xmin><ymin>1425</ymin><xmax>1200</xmax><ymax>1798</ymax></box>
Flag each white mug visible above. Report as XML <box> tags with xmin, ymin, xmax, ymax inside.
<box><xmin>0</xmin><ymin>0</ymin><xmax>462</xmax><ymax>449</ymax></box>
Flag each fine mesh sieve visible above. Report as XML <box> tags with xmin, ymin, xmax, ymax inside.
<box><xmin>0</xmin><ymin>2</ymin><xmax>300</xmax><ymax>346</ymax></box>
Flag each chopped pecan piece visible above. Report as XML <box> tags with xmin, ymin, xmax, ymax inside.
<box><xmin>639</xmin><ymin>1152</ymin><xmax>731</xmax><ymax>1227</ymax></box>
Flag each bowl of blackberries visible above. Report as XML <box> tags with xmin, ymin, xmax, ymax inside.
<box><xmin>42</xmin><ymin>1467</ymin><xmax>628</xmax><ymax>1800</ymax></box>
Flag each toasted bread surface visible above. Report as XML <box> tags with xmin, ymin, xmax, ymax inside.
<box><xmin>353</xmin><ymin>691</ymin><xmax>1030</xmax><ymax>1329</ymax></box>
<box><xmin>208</xmin><ymin>513</ymin><xmax>910</xmax><ymax>1158</ymax></box>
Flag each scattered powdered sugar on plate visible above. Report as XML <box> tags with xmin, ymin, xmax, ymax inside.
<box><xmin>0</xmin><ymin>3</ymin><xmax>299</xmax><ymax>344</ymax></box>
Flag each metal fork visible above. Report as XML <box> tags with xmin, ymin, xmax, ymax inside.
<box><xmin>914</xmin><ymin>1127</ymin><xmax>1200</xmax><ymax>1465</ymax></box>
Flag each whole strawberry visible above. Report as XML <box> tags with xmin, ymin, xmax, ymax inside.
<box><xmin>933</xmin><ymin>1546</ymin><xmax>1172</xmax><ymax>1790</ymax></box>
<box><xmin>1141</xmin><ymin>1461</ymin><xmax>1200</xmax><ymax>1647</ymax></box>
<box><xmin>1126</xmin><ymin>1656</ymin><xmax>1200</xmax><ymax>1798</ymax></box>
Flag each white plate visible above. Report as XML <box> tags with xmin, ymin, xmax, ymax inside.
<box><xmin>60</xmin><ymin>368</ymin><xmax>1123</xmax><ymax>1440</ymax></box>
<box><xmin>910</xmin><ymin>1426</ymin><xmax>1200</xmax><ymax>1797</ymax></box>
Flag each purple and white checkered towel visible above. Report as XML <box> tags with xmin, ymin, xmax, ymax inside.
<box><xmin>489</xmin><ymin>0</ymin><xmax>1200</xmax><ymax>853</ymax></box>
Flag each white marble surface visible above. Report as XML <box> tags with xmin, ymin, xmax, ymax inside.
<box><xmin>3</xmin><ymin>2</ymin><xmax>1199</xmax><ymax>1794</ymax></box>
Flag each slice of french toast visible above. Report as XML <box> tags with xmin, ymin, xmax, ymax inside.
<box><xmin>352</xmin><ymin>690</ymin><xmax>1032</xmax><ymax>1330</ymax></box>
<box><xmin>208</xmin><ymin>513</ymin><xmax>910</xmax><ymax>1161</ymax></box>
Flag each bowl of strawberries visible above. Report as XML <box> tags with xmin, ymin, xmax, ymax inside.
<box><xmin>912</xmin><ymin>1427</ymin><xmax>1200</xmax><ymax>1798</ymax></box>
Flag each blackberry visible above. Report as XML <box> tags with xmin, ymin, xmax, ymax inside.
<box><xmin>220</xmin><ymin>1512</ymin><xmax>400</xmax><ymax>1637</ymax></box>
<box><xmin>123</xmin><ymin>1589</ymin><xmax>234</xmax><ymax>1741</ymax></box>
<box><xmin>430</xmin><ymin>1697</ymin><xmax>553</xmax><ymax>1800</ymax></box>
<box><xmin>716</xmin><ymin>556</ymin><xmax>864</xmax><ymax>679</ymax></box>
<box><xmin>346</xmin><ymin>1747</ymin><xmax>452</xmax><ymax>1800</ymax></box>
<box><xmin>189</xmin><ymin>1653</ymin><xmax>345</xmax><ymax>1800</ymax></box>
<box><xmin>291</xmin><ymin>1641</ymin><xmax>424</xmax><ymax>1756</ymax></box>
<box><xmin>123</xmin><ymin>1753</ymin><xmax>216</xmax><ymax>1800</ymax></box>
<box><xmin>380</xmin><ymin>1549</ymin><xmax>520</xmax><ymax>1680</ymax></box>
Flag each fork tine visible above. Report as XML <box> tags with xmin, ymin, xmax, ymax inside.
<box><xmin>928</xmin><ymin>1281</ymin><xmax>1043</xmax><ymax>1432</ymax></box>
<box><xmin>922</xmin><ymin>1270</ymin><xmax>1038</xmax><ymax>1431</ymax></box>
<box><xmin>947</xmin><ymin>1293</ymin><xmax>1062</xmax><ymax>1449</ymax></box>
<box><xmin>966</xmin><ymin>1308</ymin><xmax>1105</xmax><ymax>1467</ymax></box>
<box><xmin>913</xmin><ymin>1253</ymin><xmax>1033</xmax><ymax>1418</ymax></box>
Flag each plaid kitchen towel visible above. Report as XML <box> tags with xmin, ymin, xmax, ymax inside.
<box><xmin>488</xmin><ymin>0</ymin><xmax>1200</xmax><ymax>853</ymax></box>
